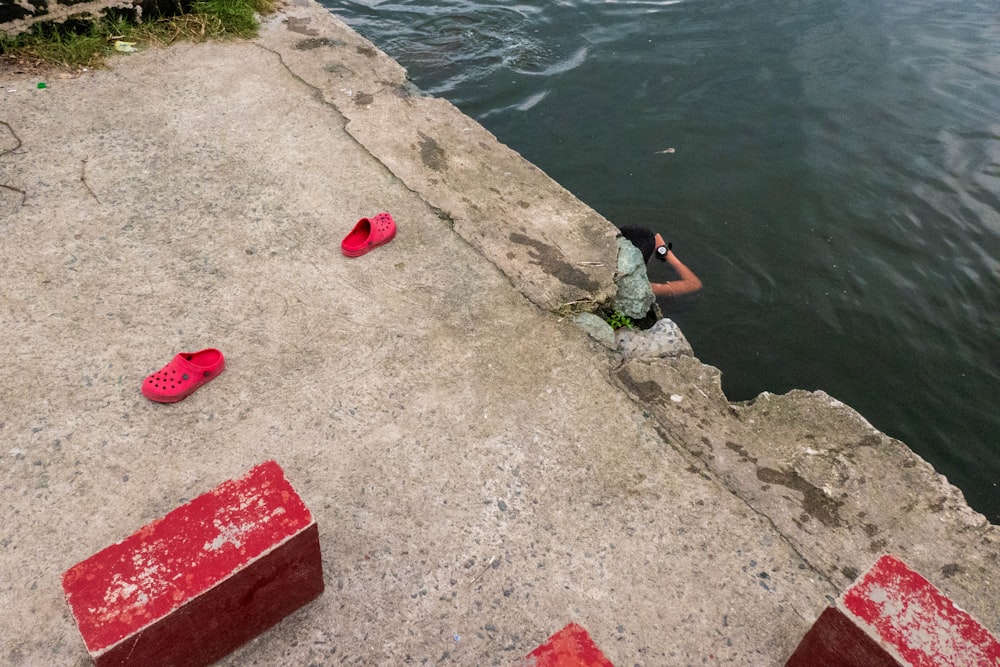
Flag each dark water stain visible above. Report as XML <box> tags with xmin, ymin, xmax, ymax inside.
<box><xmin>295</xmin><ymin>37</ymin><xmax>342</xmax><ymax>50</ymax></box>
<box><xmin>757</xmin><ymin>466</ymin><xmax>844</xmax><ymax>527</ymax></box>
<box><xmin>354</xmin><ymin>92</ymin><xmax>374</xmax><ymax>106</ymax></box>
<box><xmin>356</xmin><ymin>45</ymin><xmax>377</xmax><ymax>58</ymax></box>
<box><xmin>418</xmin><ymin>132</ymin><xmax>447</xmax><ymax>171</ymax></box>
<box><xmin>286</xmin><ymin>17</ymin><xmax>318</xmax><ymax>36</ymax></box>
<box><xmin>940</xmin><ymin>563</ymin><xmax>961</xmax><ymax>578</ymax></box>
<box><xmin>868</xmin><ymin>538</ymin><xmax>888</xmax><ymax>552</ymax></box>
<box><xmin>857</xmin><ymin>434</ymin><xmax>881</xmax><ymax>448</ymax></box>
<box><xmin>725</xmin><ymin>441</ymin><xmax>757</xmax><ymax>465</ymax></box>
<box><xmin>616</xmin><ymin>367</ymin><xmax>665</xmax><ymax>404</ymax></box>
<box><xmin>840</xmin><ymin>566</ymin><xmax>860</xmax><ymax>581</ymax></box>
<box><xmin>509</xmin><ymin>232</ymin><xmax>599</xmax><ymax>291</ymax></box>
<box><xmin>324</xmin><ymin>62</ymin><xmax>353</xmax><ymax>77</ymax></box>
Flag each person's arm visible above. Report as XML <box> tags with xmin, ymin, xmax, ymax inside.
<box><xmin>651</xmin><ymin>249</ymin><xmax>703</xmax><ymax>297</ymax></box>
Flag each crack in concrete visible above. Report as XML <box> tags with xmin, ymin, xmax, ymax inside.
<box><xmin>610</xmin><ymin>368</ymin><xmax>840</xmax><ymax>597</ymax></box>
<box><xmin>252</xmin><ymin>40</ymin><xmax>609</xmax><ymax>318</ymax></box>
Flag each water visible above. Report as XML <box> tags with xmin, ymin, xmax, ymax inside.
<box><xmin>322</xmin><ymin>0</ymin><xmax>1000</xmax><ymax>522</ymax></box>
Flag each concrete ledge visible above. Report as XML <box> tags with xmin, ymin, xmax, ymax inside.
<box><xmin>614</xmin><ymin>356</ymin><xmax>1000</xmax><ymax>632</ymax></box>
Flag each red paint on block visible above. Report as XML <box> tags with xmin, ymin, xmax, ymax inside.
<box><xmin>62</xmin><ymin>460</ymin><xmax>324</xmax><ymax>666</ymax></box>
<box><xmin>786</xmin><ymin>606</ymin><xmax>901</xmax><ymax>667</ymax></box>
<box><xmin>842</xmin><ymin>555</ymin><xmax>1000</xmax><ymax>667</ymax></box>
<box><xmin>520</xmin><ymin>623</ymin><xmax>614</xmax><ymax>667</ymax></box>
<box><xmin>787</xmin><ymin>555</ymin><xmax>1000</xmax><ymax>667</ymax></box>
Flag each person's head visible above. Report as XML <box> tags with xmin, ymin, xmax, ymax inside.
<box><xmin>619</xmin><ymin>226</ymin><xmax>669</xmax><ymax>263</ymax></box>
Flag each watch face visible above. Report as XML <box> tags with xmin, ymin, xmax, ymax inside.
<box><xmin>655</xmin><ymin>244</ymin><xmax>668</xmax><ymax>260</ymax></box>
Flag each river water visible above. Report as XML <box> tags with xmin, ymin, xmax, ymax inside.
<box><xmin>322</xmin><ymin>0</ymin><xmax>1000</xmax><ymax>522</ymax></box>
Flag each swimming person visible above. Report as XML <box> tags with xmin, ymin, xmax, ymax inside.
<box><xmin>619</xmin><ymin>225</ymin><xmax>703</xmax><ymax>297</ymax></box>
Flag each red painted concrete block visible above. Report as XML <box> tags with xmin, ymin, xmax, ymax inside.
<box><xmin>787</xmin><ymin>606</ymin><xmax>902</xmax><ymax>667</ymax></box>
<box><xmin>787</xmin><ymin>554</ymin><xmax>1000</xmax><ymax>667</ymax></box>
<box><xmin>520</xmin><ymin>623</ymin><xmax>614</xmax><ymax>667</ymax></box>
<box><xmin>62</xmin><ymin>460</ymin><xmax>324</xmax><ymax>667</ymax></box>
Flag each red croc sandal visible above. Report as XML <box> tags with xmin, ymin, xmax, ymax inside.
<box><xmin>341</xmin><ymin>212</ymin><xmax>397</xmax><ymax>257</ymax></box>
<box><xmin>142</xmin><ymin>348</ymin><xmax>225</xmax><ymax>403</ymax></box>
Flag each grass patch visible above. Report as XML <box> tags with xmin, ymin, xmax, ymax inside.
<box><xmin>0</xmin><ymin>0</ymin><xmax>277</xmax><ymax>71</ymax></box>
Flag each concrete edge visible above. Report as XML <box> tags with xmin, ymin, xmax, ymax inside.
<box><xmin>254</xmin><ymin>0</ymin><xmax>621</xmax><ymax>315</ymax></box>
<box><xmin>612</xmin><ymin>355</ymin><xmax>1000</xmax><ymax>631</ymax></box>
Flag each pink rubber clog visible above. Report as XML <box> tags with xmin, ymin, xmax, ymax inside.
<box><xmin>142</xmin><ymin>348</ymin><xmax>225</xmax><ymax>403</ymax></box>
<box><xmin>341</xmin><ymin>212</ymin><xmax>397</xmax><ymax>257</ymax></box>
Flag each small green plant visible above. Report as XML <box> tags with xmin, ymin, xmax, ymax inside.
<box><xmin>605</xmin><ymin>311</ymin><xmax>633</xmax><ymax>330</ymax></box>
<box><xmin>191</xmin><ymin>0</ymin><xmax>276</xmax><ymax>39</ymax></box>
<box><xmin>0</xmin><ymin>20</ymin><xmax>110</xmax><ymax>69</ymax></box>
<box><xmin>0</xmin><ymin>0</ymin><xmax>276</xmax><ymax>70</ymax></box>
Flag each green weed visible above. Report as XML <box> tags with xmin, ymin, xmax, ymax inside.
<box><xmin>1</xmin><ymin>21</ymin><xmax>109</xmax><ymax>69</ymax></box>
<box><xmin>605</xmin><ymin>311</ymin><xmax>634</xmax><ymax>330</ymax></box>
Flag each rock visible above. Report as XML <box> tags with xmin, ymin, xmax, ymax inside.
<box><xmin>612</xmin><ymin>238</ymin><xmax>654</xmax><ymax>319</ymax></box>
<box><xmin>573</xmin><ymin>312</ymin><xmax>616</xmax><ymax>349</ymax></box>
<box><xmin>616</xmin><ymin>317</ymin><xmax>693</xmax><ymax>359</ymax></box>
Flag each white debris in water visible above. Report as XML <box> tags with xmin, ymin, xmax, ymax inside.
<box><xmin>515</xmin><ymin>91</ymin><xmax>549</xmax><ymax>111</ymax></box>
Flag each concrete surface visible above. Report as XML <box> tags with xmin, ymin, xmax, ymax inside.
<box><xmin>1</xmin><ymin>1</ymin><xmax>996</xmax><ymax>665</ymax></box>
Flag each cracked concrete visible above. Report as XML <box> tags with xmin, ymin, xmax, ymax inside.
<box><xmin>0</xmin><ymin>1</ymin><xmax>997</xmax><ymax>665</ymax></box>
